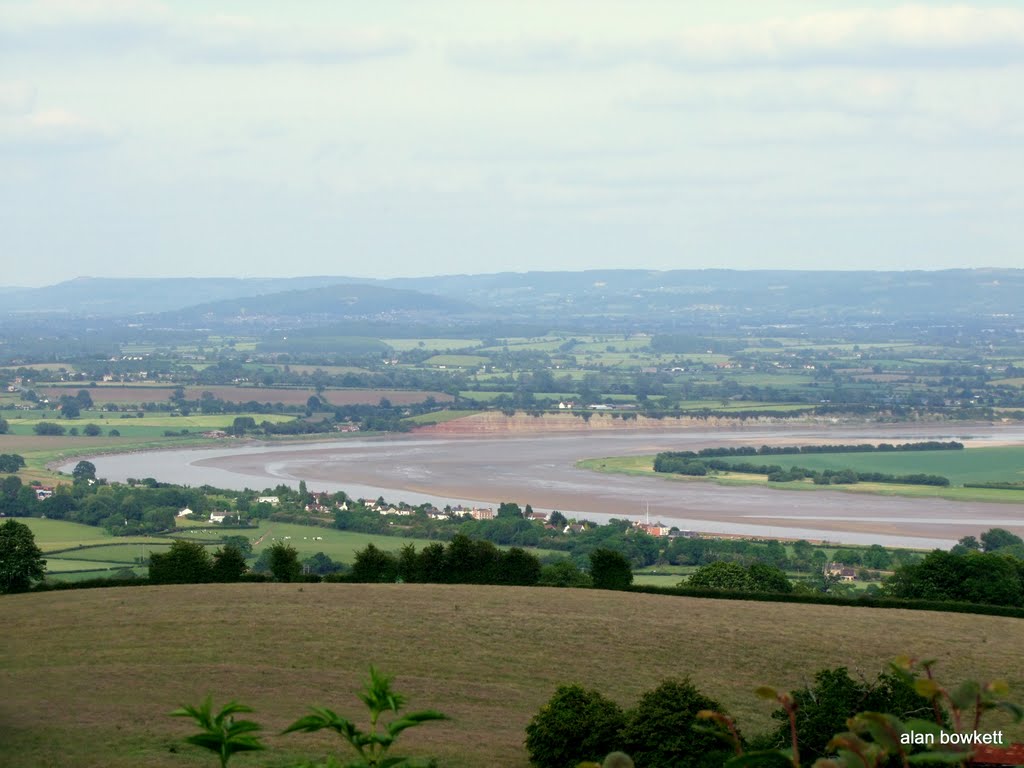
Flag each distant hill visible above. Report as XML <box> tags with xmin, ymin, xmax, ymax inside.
<box><xmin>3</xmin><ymin>269</ymin><xmax>1023</xmax><ymax>327</ymax></box>
<box><xmin>0</xmin><ymin>276</ymin><xmax>359</xmax><ymax>315</ymax></box>
<box><xmin>383</xmin><ymin>268</ymin><xmax>1024</xmax><ymax>321</ymax></box>
<box><xmin>162</xmin><ymin>282</ymin><xmax>470</xmax><ymax>325</ymax></box>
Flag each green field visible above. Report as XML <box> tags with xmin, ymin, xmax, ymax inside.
<box><xmin>3</xmin><ymin>585</ymin><xmax>1022</xmax><ymax>767</ymax></box>
<box><xmin>382</xmin><ymin>338</ymin><xmax>483</xmax><ymax>352</ymax></box>
<box><xmin>422</xmin><ymin>354</ymin><xmax>489</xmax><ymax>367</ymax></box>
<box><xmin>20</xmin><ymin>518</ymin><xmax>445</xmax><ymax>580</ymax></box>
<box><xmin>2</xmin><ymin>411</ymin><xmax>295</xmax><ymax>438</ymax></box>
<box><xmin>717</xmin><ymin>446</ymin><xmax>1024</xmax><ymax>486</ymax></box>
<box><xmin>402</xmin><ymin>410</ymin><xmax>482</xmax><ymax>425</ymax></box>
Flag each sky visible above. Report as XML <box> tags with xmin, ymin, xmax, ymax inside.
<box><xmin>2</xmin><ymin>1</ymin><xmax>1023</xmax><ymax>286</ymax></box>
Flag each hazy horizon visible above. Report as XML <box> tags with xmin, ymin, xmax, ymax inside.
<box><xmin>3</xmin><ymin>1</ymin><xmax>1022</xmax><ymax>286</ymax></box>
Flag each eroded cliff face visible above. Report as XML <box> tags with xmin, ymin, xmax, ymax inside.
<box><xmin>413</xmin><ymin>411</ymin><xmax>809</xmax><ymax>435</ymax></box>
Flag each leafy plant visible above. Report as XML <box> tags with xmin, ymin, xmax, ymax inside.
<box><xmin>170</xmin><ymin>696</ymin><xmax>265</xmax><ymax>768</ymax></box>
<box><xmin>284</xmin><ymin>665</ymin><xmax>448</xmax><ymax>767</ymax></box>
<box><xmin>696</xmin><ymin>658</ymin><xmax>1023</xmax><ymax>768</ymax></box>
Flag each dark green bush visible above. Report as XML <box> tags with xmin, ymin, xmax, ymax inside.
<box><xmin>619</xmin><ymin>678</ymin><xmax>732</xmax><ymax>768</ymax></box>
<box><xmin>525</xmin><ymin>684</ymin><xmax>626</xmax><ymax>768</ymax></box>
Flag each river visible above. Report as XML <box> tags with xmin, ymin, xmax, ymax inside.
<box><xmin>68</xmin><ymin>423</ymin><xmax>1024</xmax><ymax>548</ymax></box>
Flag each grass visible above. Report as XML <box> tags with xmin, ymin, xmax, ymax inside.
<box><xmin>21</xmin><ymin>517</ymin><xmax>448</xmax><ymax>578</ymax></box>
<box><xmin>247</xmin><ymin>522</ymin><xmax>441</xmax><ymax>562</ymax></box>
<box><xmin>422</xmin><ymin>355</ymin><xmax>489</xmax><ymax>367</ymax></box>
<box><xmin>382</xmin><ymin>338</ymin><xmax>483</xmax><ymax>352</ymax></box>
<box><xmin>2</xmin><ymin>584</ymin><xmax>1022</xmax><ymax>767</ymax></box>
<box><xmin>716</xmin><ymin>446</ymin><xmax>1024</xmax><ymax>486</ymax></box>
<box><xmin>402</xmin><ymin>410</ymin><xmax>483</xmax><ymax>426</ymax></box>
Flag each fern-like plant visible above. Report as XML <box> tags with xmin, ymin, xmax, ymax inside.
<box><xmin>284</xmin><ymin>665</ymin><xmax>448</xmax><ymax>767</ymax></box>
<box><xmin>170</xmin><ymin>696</ymin><xmax>265</xmax><ymax>768</ymax></box>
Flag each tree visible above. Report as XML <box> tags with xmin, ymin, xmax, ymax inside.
<box><xmin>495</xmin><ymin>547</ymin><xmax>541</xmax><ymax>586</ymax></box>
<box><xmin>33</xmin><ymin>422</ymin><xmax>66</xmax><ymax>436</ymax></box>
<box><xmin>82</xmin><ymin>423</ymin><xmax>102</xmax><ymax>437</ymax></box>
<box><xmin>497</xmin><ymin>501</ymin><xmax>523</xmax><ymax>518</ymax></box>
<box><xmin>0</xmin><ymin>453</ymin><xmax>26</xmax><ymax>473</ymax></box>
<box><xmin>980</xmin><ymin>527</ymin><xmax>1024</xmax><ymax>553</ymax></box>
<box><xmin>589</xmin><ymin>548</ymin><xmax>633</xmax><ymax>590</ymax></box>
<box><xmin>221</xmin><ymin>535</ymin><xmax>253</xmax><ymax>555</ymax></box>
<box><xmin>686</xmin><ymin>561</ymin><xmax>750</xmax><ymax>591</ymax></box>
<box><xmin>72</xmin><ymin>460</ymin><xmax>97</xmax><ymax>482</ymax></box>
<box><xmin>75</xmin><ymin>389</ymin><xmax>94</xmax><ymax>409</ymax></box>
<box><xmin>0</xmin><ymin>417</ymin><xmax>8</xmax><ymax>434</ymax></box>
<box><xmin>0</xmin><ymin>519</ymin><xmax>47</xmax><ymax>593</ymax></box>
<box><xmin>211</xmin><ymin>545</ymin><xmax>249</xmax><ymax>582</ymax></box>
<box><xmin>267</xmin><ymin>542</ymin><xmax>302</xmax><ymax>582</ymax></box>
<box><xmin>303</xmin><ymin>551</ymin><xmax>343</xmax><ymax>576</ymax></box>
<box><xmin>619</xmin><ymin>678</ymin><xmax>730</xmax><ymax>768</ymax></box>
<box><xmin>525</xmin><ymin>684</ymin><xmax>626</xmax><ymax>768</ymax></box>
<box><xmin>351</xmin><ymin>543</ymin><xmax>398</xmax><ymax>583</ymax></box>
<box><xmin>548</xmin><ymin>510</ymin><xmax>568</xmax><ymax>530</ymax></box>
<box><xmin>538</xmin><ymin>559</ymin><xmax>591</xmax><ymax>587</ymax></box>
<box><xmin>231</xmin><ymin>416</ymin><xmax>256</xmax><ymax>436</ymax></box>
<box><xmin>60</xmin><ymin>400</ymin><xmax>81</xmax><ymax>419</ymax></box>
<box><xmin>149</xmin><ymin>540</ymin><xmax>213</xmax><ymax>584</ymax></box>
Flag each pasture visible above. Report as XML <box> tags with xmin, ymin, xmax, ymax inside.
<box><xmin>247</xmin><ymin>521</ymin><xmax>440</xmax><ymax>562</ymax></box>
<box><xmin>3</xmin><ymin>585</ymin><xmax>1022</xmax><ymax>767</ymax></box>
<box><xmin>717</xmin><ymin>446</ymin><xmax>1024</xmax><ymax>486</ymax></box>
<box><xmin>21</xmin><ymin>517</ymin><xmax>447</xmax><ymax>580</ymax></box>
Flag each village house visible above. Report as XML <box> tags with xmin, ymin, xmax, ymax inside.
<box><xmin>209</xmin><ymin>512</ymin><xmax>229</xmax><ymax>524</ymax></box>
<box><xmin>255</xmin><ymin>496</ymin><xmax>280</xmax><ymax>506</ymax></box>
<box><xmin>35</xmin><ymin>486</ymin><xmax>55</xmax><ymax>501</ymax></box>
<box><xmin>827</xmin><ymin>563</ymin><xmax>858</xmax><ymax>581</ymax></box>
<box><xmin>176</xmin><ymin>506</ymin><xmax>193</xmax><ymax>517</ymax></box>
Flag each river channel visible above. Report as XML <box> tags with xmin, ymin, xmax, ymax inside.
<box><xmin>71</xmin><ymin>423</ymin><xmax>1024</xmax><ymax>548</ymax></box>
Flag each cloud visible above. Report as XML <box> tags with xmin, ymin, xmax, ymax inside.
<box><xmin>0</xmin><ymin>0</ymin><xmax>413</xmax><ymax>65</ymax></box>
<box><xmin>450</xmin><ymin>6</ymin><xmax>1024</xmax><ymax>73</ymax></box>
<box><xmin>177</xmin><ymin>15</ymin><xmax>412</xmax><ymax>66</ymax></box>
<box><xmin>0</xmin><ymin>82</ymin><xmax>37</xmax><ymax>115</ymax></box>
<box><xmin>0</xmin><ymin>108</ymin><xmax>117</xmax><ymax>152</ymax></box>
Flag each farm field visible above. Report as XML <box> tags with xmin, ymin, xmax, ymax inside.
<box><xmin>403</xmin><ymin>409</ymin><xmax>483</xmax><ymax>425</ymax></box>
<box><xmin>33</xmin><ymin>385</ymin><xmax>453</xmax><ymax>406</ymax></box>
<box><xmin>2</xmin><ymin>412</ymin><xmax>295</xmax><ymax>438</ymax></box>
<box><xmin>3</xmin><ymin>585</ymin><xmax>1022</xmax><ymax>767</ymax></box>
<box><xmin>715</xmin><ymin>446</ymin><xmax>1024</xmax><ymax>486</ymax></box>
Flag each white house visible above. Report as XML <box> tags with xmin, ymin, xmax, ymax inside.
<box><xmin>177</xmin><ymin>507</ymin><xmax>194</xmax><ymax>517</ymax></box>
<box><xmin>209</xmin><ymin>512</ymin><xmax>228</xmax><ymax>524</ymax></box>
<box><xmin>256</xmin><ymin>496</ymin><xmax>280</xmax><ymax>506</ymax></box>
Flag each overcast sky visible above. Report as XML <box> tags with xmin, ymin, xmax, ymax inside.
<box><xmin>2</xmin><ymin>1</ymin><xmax>1023</xmax><ymax>286</ymax></box>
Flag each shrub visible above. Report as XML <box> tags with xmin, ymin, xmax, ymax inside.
<box><xmin>525</xmin><ymin>684</ymin><xmax>626</xmax><ymax>768</ymax></box>
<box><xmin>764</xmin><ymin>667</ymin><xmax>934</xmax><ymax>762</ymax></box>
<box><xmin>619</xmin><ymin>678</ymin><xmax>731</xmax><ymax>768</ymax></box>
<box><xmin>149</xmin><ymin>540</ymin><xmax>213</xmax><ymax>584</ymax></box>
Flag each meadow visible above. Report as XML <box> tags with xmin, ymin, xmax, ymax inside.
<box><xmin>23</xmin><ymin>518</ymin><xmax>448</xmax><ymax>581</ymax></box>
<box><xmin>2</xmin><ymin>584</ymin><xmax>1022</xmax><ymax>767</ymax></box>
<box><xmin>715</xmin><ymin>446</ymin><xmax>1024</xmax><ymax>486</ymax></box>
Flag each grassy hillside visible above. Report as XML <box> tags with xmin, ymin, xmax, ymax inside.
<box><xmin>3</xmin><ymin>585</ymin><xmax>1022</xmax><ymax>767</ymax></box>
